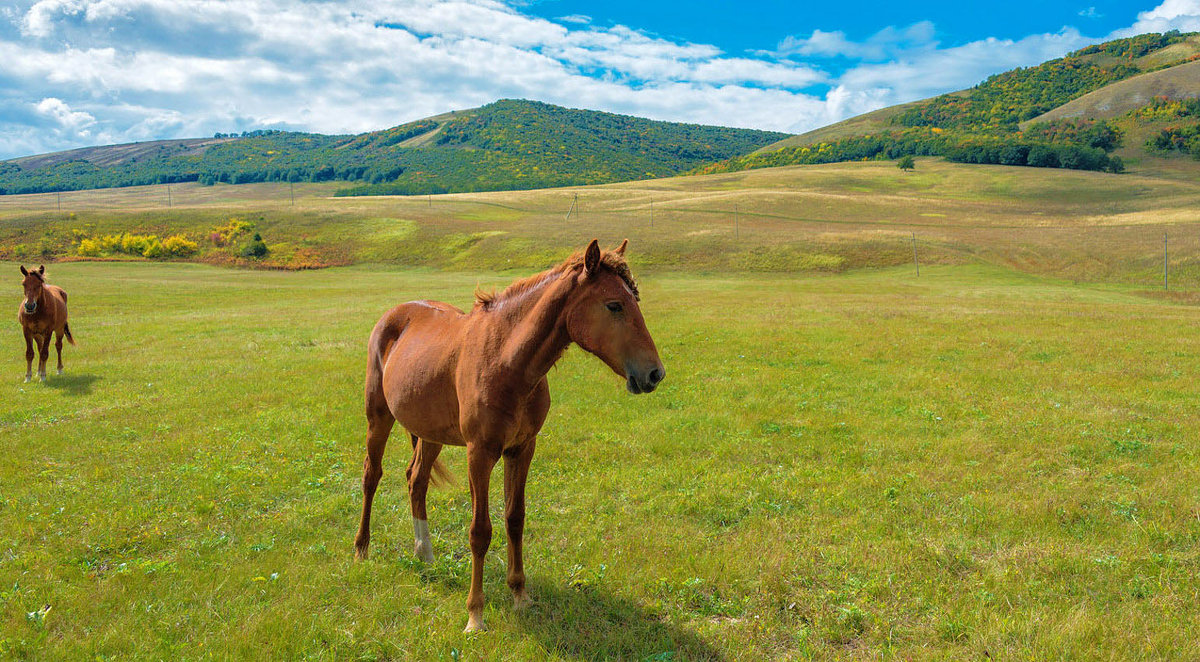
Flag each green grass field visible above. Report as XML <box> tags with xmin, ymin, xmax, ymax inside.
<box><xmin>3</xmin><ymin>260</ymin><xmax>1199</xmax><ymax>659</ymax></box>
<box><xmin>5</xmin><ymin>159</ymin><xmax>1200</xmax><ymax>288</ymax></box>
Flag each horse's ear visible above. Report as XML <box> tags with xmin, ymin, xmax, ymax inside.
<box><xmin>20</xmin><ymin>266</ymin><xmax>28</xmax><ymax>276</ymax></box>
<box><xmin>583</xmin><ymin>239</ymin><xmax>601</xmax><ymax>275</ymax></box>
<box><xmin>38</xmin><ymin>265</ymin><xmax>44</xmax><ymax>275</ymax></box>
<box><xmin>613</xmin><ymin>238</ymin><xmax>628</xmax><ymax>257</ymax></box>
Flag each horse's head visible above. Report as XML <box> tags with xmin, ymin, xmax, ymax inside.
<box><xmin>565</xmin><ymin>239</ymin><xmax>665</xmax><ymax>394</ymax></box>
<box><xmin>19</xmin><ymin>265</ymin><xmax>45</xmax><ymax>315</ymax></box>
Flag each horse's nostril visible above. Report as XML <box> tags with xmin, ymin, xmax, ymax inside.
<box><xmin>648</xmin><ymin>368</ymin><xmax>664</xmax><ymax>384</ymax></box>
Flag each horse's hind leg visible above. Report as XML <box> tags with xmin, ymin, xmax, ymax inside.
<box><xmin>407</xmin><ymin>436</ymin><xmax>444</xmax><ymax>562</ymax></box>
<box><xmin>23</xmin><ymin>329</ymin><xmax>33</xmax><ymax>383</ymax></box>
<box><xmin>54</xmin><ymin>330</ymin><xmax>63</xmax><ymax>376</ymax></box>
<box><xmin>354</xmin><ymin>398</ymin><xmax>394</xmax><ymax>561</ymax></box>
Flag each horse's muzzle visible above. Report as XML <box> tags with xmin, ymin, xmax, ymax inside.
<box><xmin>626</xmin><ymin>365</ymin><xmax>665</xmax><ymax>394</ymax></box>
<box><xmin>23</xmin><ymin>302</ymin><xmax>36</xmax><ymax>314</ymax></box>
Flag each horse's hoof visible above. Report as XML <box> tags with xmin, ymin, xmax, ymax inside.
<box><xmin>414</xmin><ymin>542</ymin><xmax>434</xmax><ymax>563</ymax></box>
<box><xmin>513</xmin><ymin>592</ymin><xmax>532</xmax><ymax>611</ymax></box>
<box><xmin>23</xmin><ymin>376</ymin><xmax>30</xmax><ymax>383</ymax></box>
<box><xmin>464</xmin><ymin>616</ymin><xmax>487</xmax><ymax>633</ymax></box>
<box><xmin>56</xmin><ymin>369</ymin><xmax>63</xmax><ymax>376</ymax></box>
<box><xmin>354</xmin><ymin>545</ymin><xmax>368</xmax><ymax>561</ymax></box>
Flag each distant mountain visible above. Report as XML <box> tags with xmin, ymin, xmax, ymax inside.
<box><xmin>0</xmin><ymin>100</ymin><xmax>787</xmax><ymax>197</ymax></box>
<box><xmin>700</xmin><ymin>31</ymin><xmax>1200</xmax><ymax>177</ymax></box>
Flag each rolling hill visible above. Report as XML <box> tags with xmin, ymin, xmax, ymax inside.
<box><xmin>0</xmin><ymin>100</ymin><xmax>787</xmax><ymax>197</ymax></box>
<box><xmin>707</xmin><ymin>31</ymin><xmax>1200</xmax><ymax>178</ymax></box>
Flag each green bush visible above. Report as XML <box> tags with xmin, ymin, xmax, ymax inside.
<box><xmin>240</xmin><ymin>233</ymin><xmax>269</xmax><ymax>258</ymax></box>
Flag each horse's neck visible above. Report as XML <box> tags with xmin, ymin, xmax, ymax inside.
<box><xmin>494</xmin><ymin>272</ymin><xmax>575</xmax><ymax>384</ymax></box>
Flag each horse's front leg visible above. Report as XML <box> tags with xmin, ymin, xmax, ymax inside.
<box><xmin>465</xmin><ymin>443</ymin><xmax>500</xmax><ymax>633</ymax></box>
<box><xmin>23</xmin><ymin>329</ymin><xmax>33</xmax><ymax>383</ymax></box>
<box><xmin>36</xmin><ymin>334</ymin><xmax>50</xmax><ymax>382</ymax></box>
<box><xmin>503</xmin><ymin>438</ymin><xmax>536</xmax><ymax>610</ymax></box>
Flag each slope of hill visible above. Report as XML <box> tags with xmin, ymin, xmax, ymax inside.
<box><xmin>1028</xmin><ymin>59</ymin><xmax>1200</xmax><ymax>123</ymax></box>
<box><xmin>726</xmin><ymin>31</ymin><xmax>1200</xmax><ymax>177</ymax></box>
<box><xmin>0</xmin><ymin>100</ymin><xmax>787</xmax><ymax>197</ymax></box>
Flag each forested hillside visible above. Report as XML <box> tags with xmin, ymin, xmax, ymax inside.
<box><xmin>703</xmin><ymin>32</ymin><xmax>1200</xmax><ymax>177</ymax></box>
<box><xmin>0</xmin><ymin>100</ymin><xmax>787</xmax><ymax>196</ymax></box>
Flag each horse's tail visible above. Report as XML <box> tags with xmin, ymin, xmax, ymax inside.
<box><xmin>411</xmin><ymin>434</ymin><xmax>456</xmax><ymax>488</ymax></box>
<box><xmin>63</xmin><ymin>322</ymin><xmax>76</xmax><ymax>346</ymax></box>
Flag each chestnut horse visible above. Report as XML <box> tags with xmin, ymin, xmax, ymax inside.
<box><xmin>354</xmin><ymin>239</ymin><xmax>665</xmax><ymax>632</ymax></box>
<box><xmin>17</xmin><ymin>265</ymin><xmax>74</xmax><ymax>383</ymax></box>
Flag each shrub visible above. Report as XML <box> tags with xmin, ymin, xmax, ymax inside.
<box><xmin>77</xmin><ymin>238</ymin><xmax>102</xmax><ymax>257</ymax></box>
<box><xmin>141</xmin><ymin>238</ymin><xmax>165</xmax><ymax>259</ymax></box>
<box><xmin>240</xmin><ymin>233</ymin><xmax>269</xmax><ymax>258</ymax></box>
<box><xmin>162</xmin><ymin>235</ymin><xmax>199</xmax><ymax>256</ymax></box>
<box><xmin>210</xmin><ymin>218</ymin><xmax>255</xmax><ymax>247</ymax></box>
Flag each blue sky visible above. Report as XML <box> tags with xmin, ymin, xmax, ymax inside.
<box><xmin>0</xmin><ymin>0</ymin><xmax>1197</xmax><ymax>160</ymax></box>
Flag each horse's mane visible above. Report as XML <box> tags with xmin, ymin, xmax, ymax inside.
<box><xmin>474</xmin><ymin>248</ymin><xmax>638</xmax><ymax>311</ymax></box>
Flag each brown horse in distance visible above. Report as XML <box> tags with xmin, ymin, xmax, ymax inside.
<box><xmin>17</xmin><ymin>265</ymin><xmax>74</xmax><ymax>383</ymax></box>
<box><xmin>355</xmin><ymin>239</ymin><xmax>665</xmax><ymax>632</ymax></box>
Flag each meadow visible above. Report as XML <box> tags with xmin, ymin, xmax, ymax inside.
<box><xmin>2</xmin><ymin>257</ymin><xmax>1199</xmax><ymax>660</ymax></box>
<box><xmin>5</xmin><ymin>159</ymin><xmax>1200</xmax><ymax>288</ymax></box>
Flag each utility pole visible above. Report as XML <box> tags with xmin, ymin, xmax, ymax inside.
<box><xmin>565</xmin><ymin>193</ymin><xmax>577</xmax><ymax>221</ymax></box>
<box><xmin>912</xmin><ymin>231</ymin><xmax>920</xmax><ymax>277</ymax></box>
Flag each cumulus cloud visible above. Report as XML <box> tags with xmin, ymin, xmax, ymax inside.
<box><xmin>1116</xmin><ymin>0</ymin><xmax>1200</xmax><ymax>35</ymax></box>
<box><xmin>0</xmin><ymin>0</ymin><xmax>1189</xmax><ymax>159</ymax></box>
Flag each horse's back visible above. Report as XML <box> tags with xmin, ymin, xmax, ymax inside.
<box><xmin>369</xmin><ymin>300</ymin><xmax>468</xmax><ymax>446</ymax></box>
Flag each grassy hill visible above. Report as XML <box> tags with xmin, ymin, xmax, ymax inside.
<box><xmin>5</xmin><ymin>158</ymin><xmax>1200</xmax><ymax>291</ymax></box>
<box><xmin>713</xmin><ymin>31</ymin><xmax>1200</xmax><ymax>178</ymax></box>
<box><xmin>1028</xmin><ymin>59</ymin><xmax>1200</xmax><ymax>123</ymax></box>
<box><xmin>0</xmin><ymin>100</ymin><xmax>786</xmax><ymax>197</ymax></box>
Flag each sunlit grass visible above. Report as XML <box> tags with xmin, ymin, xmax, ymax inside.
<box><xmin>2</xmin><ymin>261</ymin><xmax>1198</xmax><ymax>659</ymax></box>
<box><xmin>4</xmin><ymin>160</ymin><xmax>1200</xmax><ymax>285</ymax></box>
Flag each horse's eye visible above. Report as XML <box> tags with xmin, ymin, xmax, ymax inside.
<box><xmin>606</xmin><ymin>301</ymin><xmax>623</xmax><ymax>313</ymax></box>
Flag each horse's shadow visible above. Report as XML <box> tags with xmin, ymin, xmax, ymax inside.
<box><xmin>513</xmin><ymin>576</ymin><xmax>726</xmax><ymax>661</ymax></box>
<box><xmin>42</xmin><ymin>373</ymin><xmax>102</xmax><ymax>396</ymax></box>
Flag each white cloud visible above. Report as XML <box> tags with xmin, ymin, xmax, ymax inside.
<box><xmin>0</xmin><ymin>0</ymin><xmax>1192</xmax><ymax>160</ymax></box>
<box><xmin>777</xmin><ymin>21</ymin><xmax>936</xmax><ymax>61</ymax></box>
<box><xmin>1116</xmin><ymin>0</ymin><xmax>1200</xmax><ymax>35</ymax></box>
<box><xmin>35</xmin><ymin>97</ymin><xmax>95</xmax><ymax>132</ymax></box>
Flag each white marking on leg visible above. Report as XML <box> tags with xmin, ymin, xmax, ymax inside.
<box><xmin>413</xmin><ymin>518</ymin><xmax>433</xmax><ymax>562</ymax></box>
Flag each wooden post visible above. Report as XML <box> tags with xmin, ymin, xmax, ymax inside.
<box><xmin>565</xmin><ymin>193</ymin><xmax>577</xmax><ymax>221</ymax></box>
<box><xmin>1164</xmin><ymin>231</ymin><xmax>1169</xmax><ymax>290</ymax></box>
<box><xmin>57</xmin><ymin>192</ymin><xmax>61</xmax><ymax>211</ymax></box>
<box><xmin>290</xmin><ymin>181</ymin><xmax>295</xmax><ymax>206</ymax></box>
<box><xmin>428</xmin><ymin>194</ymin><xmax>432</xmax><ymax>209</ymax></box>
<box><xmin>912</xmin><ymin>231</ymin><xmax>920</xmax><ymax>277</ymax></box>
<box><xmin>734</xmin><ymin>205</ymin><xmax>739</xmax><ymax>240</ymax></box>
<box><xmin>649</xmin><ymin>198</ymin><xmax>653</xmax><ymax>227</ymax></box>
<box><xmin>167</xmin><ymin>183</ymin><xmax>172</xmax><ymax>208</ymax></box>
